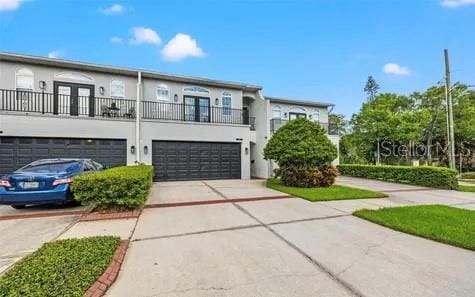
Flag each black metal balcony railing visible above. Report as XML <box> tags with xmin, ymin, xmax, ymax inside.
<box><xmin>0</xmin><ymin>89</ymin><xmax>255</xmax><ymax>128</ymax></box>
<box><xmin>141</xmin><ymin>101</ymin><xmax>250</xmax><ymax>126</ymax></box>
<box><xmin>0</xmin><ymin>89</ymin><xmax>136</xmax><ymax>118</ymax></box>
<box><xmin>270</xmin><ymin>118</ymin><xmax>338</xmax><ymax>135</ymax></box>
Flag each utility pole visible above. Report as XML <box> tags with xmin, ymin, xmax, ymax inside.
<box><xmin>444</xmin><ymin>49</ymin><xmax>456</xmax><ymax>170</ymax></box>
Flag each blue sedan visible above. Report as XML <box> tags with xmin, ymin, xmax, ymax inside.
<box><xmin>0</xmin><ymin>159</ymin><xmax>104</xmax><ymax>209</ymax></box>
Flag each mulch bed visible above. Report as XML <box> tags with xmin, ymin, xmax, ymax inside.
<box><xmin>80</xmin><ymin>208</ymin><xmax>142</xmax><ymax>221</ymax></box>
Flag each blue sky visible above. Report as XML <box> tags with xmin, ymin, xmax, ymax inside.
<box><xmin>1</xmin><ymin>0</ymin><xmax>474</xmax><ymax>117</ymax></box>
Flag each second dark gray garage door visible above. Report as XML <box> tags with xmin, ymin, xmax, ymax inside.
<box><xmin>0</xmin><ymin>137</ymin><xmax>127</xmax><ymax>176</ymax></box>
<box><xmin>152</xmin><ymin>141</ymin><xmax>241</xmax><ymax>181</ymax></box>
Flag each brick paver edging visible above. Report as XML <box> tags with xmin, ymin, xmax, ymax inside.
<box><xmin>84</xmin><ymin>240</ymin><xmax>129</xmax><ymax>297</ymax></box>
<box><xmin>80</xmin><ymin>209</ymin><xmax>142</xmax><ymax>221</ymax></box>
<box><xmin>0</xmin><ymin>209</ymin><xmax>85</xmax><ymax>221</ymax></box>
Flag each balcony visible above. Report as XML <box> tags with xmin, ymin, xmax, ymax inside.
<box><xmin>0</xmin><ymin>89</ymin><xmax>255</xmax><ymax>129</ymax></box>
<box><xmin>270</xmin><ymin>118</ymin><xmax>338</xmax><ymax>135</ymax></box>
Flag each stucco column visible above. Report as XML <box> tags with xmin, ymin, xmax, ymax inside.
<box><xmin>136</xmin><ymin>71</ymin><xmax>142</xmax><ymax>163</ymax></box>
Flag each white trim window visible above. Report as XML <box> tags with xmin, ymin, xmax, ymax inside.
<box><xmin>312</xmin><ymin>110</ymin><xmax>320</xmax><ymax>122</ymax></box>
<box><xmin>183</xmin><ymin>85</ymin><xmax>210</xmax><ymax>94</ymax></box>
<box><xmin>156</xmin><ymin>84</ymin><xmax>170</xmax><ymax>101</ymax></box>
<box><xmin>15</xmin><ymin>68</ymin><xmax>34</xmax><ymax>91</ymax></box>
<box><xmin>272</xmin><ymin>105</ymin><xmax>281</xmax><ymax>119</ymax></box>
<box><xmin>110</xmin><ymin>80</ymin><xmax>125</xmax><ymax>98</ymax></box>
<box><xmin>222</xmin><ymin>91</ymin><xmax>232</xmax><ymax>115</ymax></box>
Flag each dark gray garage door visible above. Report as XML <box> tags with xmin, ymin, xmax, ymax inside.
<box><xmin>0</xmin><ymin>137</ymin><xmax>127</xmax><ymax>176</ymax></box>
<box><xmin>152</xmin><ymin>141</ymin><xmax>241</xmax><ymax>181</ymax></box>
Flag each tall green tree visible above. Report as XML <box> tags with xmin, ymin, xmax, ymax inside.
<box><xmin>329</xmin><ymin>113</ymin><xmax>348</xmax><ymax>136</ymax></box>
<box><xmin>364</xmin><ymin>75</ymin><xmax>380</xmax><ymax>101</ymax></box>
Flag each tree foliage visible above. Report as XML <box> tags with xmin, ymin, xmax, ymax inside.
<box><xmin>364</xmin><ymin>75</ymin><xmax>380</xmax><ymax>101</ymax></box>
<box><xmin>264</xmin><ymin>117</ymin><xmax>337</xmax><ymax>167</ymax></box>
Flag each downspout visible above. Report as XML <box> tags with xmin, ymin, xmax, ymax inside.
<box><xmin>135</xmin><ymin>71</ymin><xmax>142</xmax><ymax>163</ymax></box>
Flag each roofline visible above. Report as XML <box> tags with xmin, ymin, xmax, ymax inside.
<box><xmin>0</xmin><ymin>51</ymin><xmax>262</xmax><ymax>92</ymax></box>
<box><xmin>264</xmin><ymin>96</ymin><xmax>335</xmax><ymax>108</ymax></box>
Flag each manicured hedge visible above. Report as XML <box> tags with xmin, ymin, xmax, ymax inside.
<box><xmin>0</xmin><ymin>236</ymin><xmax>120</xmax><ymax>297</ymax></box>
<box><xmin>461</xmin><ymin>172</ymin><xmax>475</xmax><ymax>180</ymax></box>
<box><xmin>72</xmin><ymin>165</ymin><xmax>154</xmax><ymax>209</ymax></box>
<box><xmin>337</xmin><ymin>164</ymin><xmax>458</xmax><ymax>190</ymax></box>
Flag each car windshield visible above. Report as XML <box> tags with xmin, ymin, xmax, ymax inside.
<box><xmin>18</xmin><ymin>161</ymin><xmax>81</xmax><ymax>173</ymax></box>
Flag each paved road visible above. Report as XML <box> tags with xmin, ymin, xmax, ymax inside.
<box><xmin>106</xmin><ymin>179</ymin><xmax>475</xmax><ymax>297</ymax></box>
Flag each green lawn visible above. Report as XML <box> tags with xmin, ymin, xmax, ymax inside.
<box><xmin>0</xmin><ymin>236</ymin><xmax>121</xmax><ymax>297</ymax></box>
<box><xmin>266</xmin><ymin>178</ymin><xmax>386</xmax><ymax>201</ymax></box>
<box><xmin>354</xmin><ymin>205</ymin><xmax>475</xmax><ymax>251</ymax></box>
<box><xmin>459</xmin><ymin>185</ymin><xmax>475</xmax><ymax>192</ymax></box>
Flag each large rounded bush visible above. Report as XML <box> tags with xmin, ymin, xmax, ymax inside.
<box><xmin>264</xmin><ymin>118</ymin><xmax>338</xmax><ymax>187</ymax></box>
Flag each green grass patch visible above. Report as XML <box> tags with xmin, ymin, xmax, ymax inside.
<box><xmin>459</xmin><ymin>185</ymin><xmax>475</xmax><ymax>192</ymax></box>
<box><xmin>266</xmin><ymin>178</ymin><xmax>386</xmax><ymax>201</ymax></box>
<box><xmin>0</xmin><ymin>236</ymin><xmax>121</xmax><ymax>297</ymax></box>
<box><xmin>354</xmin><ymin>205</ymin><xmax>475</xmax><ymax>251</ymax></box>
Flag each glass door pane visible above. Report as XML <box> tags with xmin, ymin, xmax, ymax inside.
<box><xmin>184</xmin><ymin>96</ymin><xmax>195</xmax><ymax>121</ymax></box>
<box><xmin>199</xmin><ymin>98</ymin><xmax>209</xmax><ymax>122</ymax></box>
<box><xmin>78</xmin><ymin>87</ymin><xmax>90</xmax><ymax>117</ymax></box>
<box><xmin>58</xmin><ymin>86</ymin><xmax>71</xmax><ymax>115</ymax></box>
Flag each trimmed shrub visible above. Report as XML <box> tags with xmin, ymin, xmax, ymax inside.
<box><xmin>461</xmin><ymin>172</ymin><xmax>475</xmax><ymax>180</ymax></box>
<box><xmin>337</xmin><ymin>164</ymin><xmax>458</xmax><ymax>190</ymax></box>
<box><xmin>264</xmin><ymin>118</ymin><xmax>338</xmax><ymax>187</ymax></box>
<box><xmin>72</xmin><ymin>165</ymin><xmax>154</xmax><ymax>209</ymax></box>
<box><xmin>0</xmin><ymin>236</ymin><xmax>120</xmax><ymax>297</ymax></box>
<box><xmin>275</xmin><ymin>164</ymin><xmax>338</xmax><ymax>188</ymax></box>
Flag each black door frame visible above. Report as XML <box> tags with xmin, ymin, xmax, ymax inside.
<box><xmin>183</xmin><ymin>95</ymin><xmax>210</xmax><ymax>123</ymax></box>
<box><xmin>289</xmin><ymin>112</ymin><xmax>307</xmax><ymax>120</ymax></box>
<box><xmin>53</xmin><ymin>81</ymin><xmax>95</xmax><ymax>117</ymax></box>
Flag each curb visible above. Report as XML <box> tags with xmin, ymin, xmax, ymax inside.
<box><xmin>83</xmin><ymin>240</ymin><xmax>129</xmax><ymax>297</ymax></box>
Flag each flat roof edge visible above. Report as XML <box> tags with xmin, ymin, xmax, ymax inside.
<box><xmin>0</xmin><ymin>51</ymin><xmax>262</xmax><ymax>91</ymax></box>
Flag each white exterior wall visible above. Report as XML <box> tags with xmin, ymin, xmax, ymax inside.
<box><xmin>269</xmin><ymin>102</ymin><xmax>329</xmax><ymax>123</ymax></box>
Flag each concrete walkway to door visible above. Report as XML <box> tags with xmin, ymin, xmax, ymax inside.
<box><xmin>106</xmin><ymin>179</ymin><xmax>475</xmax><ymax>297</ymax></box>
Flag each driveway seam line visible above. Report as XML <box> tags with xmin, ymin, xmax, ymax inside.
<box><xmin>132</xmin><ymin>224</ymin><xmax>263</xmax><ymax>242</ymax></box>
<box><xmin>202</xmin><ymin>181</ymin><xmax>365</xmax><ymax>297</ymax></box>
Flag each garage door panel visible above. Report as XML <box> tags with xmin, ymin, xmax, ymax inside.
<box><xmin>0</xmin><ymin>137</ymin><xmax>127</xmax><ymax>175</ymax></box>
<box><xmin>152</xmin><ymin>141</ymin><xmax>241</xmax><ymax>181</ymax></box>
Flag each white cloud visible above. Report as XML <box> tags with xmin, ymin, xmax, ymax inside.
<box><xmin>99</xmin><ymin>4</ymin><xmax>125</xmax><ymax>15</ymax></box>
<box><xmin>0</xmin><ymin>0</ymin><xmax>23</xmax><ymax>11</ymax></box>
<box><xmin>383</xmin><ymin>63</ymin><xmax>411</xmax><ymax>76</ymax></box>
<box><xmin>129</xmin><ymin>27</ymin><xmax>161</xmax><ymax>45</ymax></box>
<box><xmin>441</xmin><ymin>0</ymin><xmax>475</xmax><ymax>7</ymax></box>
<box><xmin>161</xmin><ymin>33</ymin><xmax>205</xmax><ymax>62</ymax></box>
<box><xmin>47</xmin><ymin>50</ymin><xmax>62</xmax><ymax>59</ymax></box>
<box><xmin>110</xmin><ymin>36</ymin><xmax>123</xmax><ymax>44</ymax></box>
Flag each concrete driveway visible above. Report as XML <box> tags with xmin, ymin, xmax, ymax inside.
<box><xmin>107</xmin><ymin>179</ymin><xmax>475</xmax><ymax>297</ymax></box>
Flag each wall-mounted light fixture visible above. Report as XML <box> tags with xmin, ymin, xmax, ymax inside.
<box><xmin>215</xmin><ymin>98</ymin><xmax>220</xmax><ymax>106</ymax></box>
<box><xmin>130</xmin><ymin>145</ymin><xmax>136</xmax><ymax>154</ymax></box>
<box><xmin>144</xmin><ymin>145</ymin><xmax>149</xmax><ymax>155</ymax></box>
<box><xmin>99</xmin><ymin>86</ymin><xmax>105</xmax><ymax>95</ymax></box>
<box><xmin>174</xmin><ymin>94</ymin><xmax>179</xmax><ymax>102</ymax></box>
<box><xmin>284</xmin><ymin>112</ymin><xmax>288</xmax><ymax>118</ymax></box>
<box><xmin>309</xmin><ymin>114</ymin><xmax>312</xmax><ymax>119</ymax></box>
<box><xmin>39</xmin><ymin>81</ymin><xmax>46</xmax><ymax>90</ymax></box>
<box><xmin>245</xmin><ymin>147</ymin><xmax>249</xmax><ymax>155</ymax></box>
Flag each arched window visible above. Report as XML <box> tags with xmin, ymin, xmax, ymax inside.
<box><xmin>272</xmin><ymin>105</ymin><xmax>281</xmax><ymax>119</ymax></box>
<box><xmin>16</xmin><ymin>68</ymin><xmax>34</xmax><ymax>91</ymax></box>
<box><xmin>312</xmin><ymin>110</ymin><xmax>320</xmax><ymax>122</ymax></box>
<box><xmin>222</xmin><ymin>91</ymin><xmax>232</xmax><ymax>115</ymax></box>
<box><xmin>110</xmin><ymin>80</ymin><xmax>125</xmax><ymax>98</ymax></box>
<box><xmin>156</xmin><ymin>84</ymin><xmax>169</xmax><ymax>101</ymax></box>
<box><xmin>183</xmin><ymin>86</ymin><xmax>210</xmax><ymax>94</ymax></box>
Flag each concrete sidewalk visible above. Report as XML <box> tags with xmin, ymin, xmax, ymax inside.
<box><xmin>106</xmin><ymin>179</ymin><xmax>475</xmax><ymax>297</ymax></box>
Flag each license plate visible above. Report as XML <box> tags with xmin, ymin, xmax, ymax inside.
<box><xmin>23</xmin><ymin>181</ymin><xmax>39</xmax><ymax>189</ymax></box>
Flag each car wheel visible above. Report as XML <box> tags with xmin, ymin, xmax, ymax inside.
<box><xmin>11</xmin><ymin>205</ymin><xmax>26</xmax><ymax>209</ymax></box>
